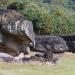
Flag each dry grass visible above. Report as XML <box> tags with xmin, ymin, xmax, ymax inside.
<box><xmin>0</xmin><ymin>52</ymin><xmax>75</xmax><ymax>75</ymax></box>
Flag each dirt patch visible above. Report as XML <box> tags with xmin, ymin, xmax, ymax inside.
<box><xmin>61</xmin><ymin>52</ymin><xmax>75</xmax><ymax>58</ymax></box>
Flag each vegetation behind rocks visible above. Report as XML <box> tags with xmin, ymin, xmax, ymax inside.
<box><xmin>0</xmin><ymin>0</ymin><xmax>75</xmax><ymax>35</ymax></box>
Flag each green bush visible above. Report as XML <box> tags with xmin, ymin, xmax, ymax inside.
<box><xmin>6</xmin><ymin>0</ymin><xmax>75</xmax><ymax>35</ymax></box>
<box><xmin>8</xmin><ymin>2</ymin><xmax>53</xmax><ymax>34</ymax></box>
<box><xmin>0</xmin><ymin>0</ymin><xmax>16</xmax><ymax>8</ymax></box>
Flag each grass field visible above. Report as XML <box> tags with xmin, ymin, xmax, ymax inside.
<box><xmin>0</xmin><ymin>53</ymin><xmax>75</xmax><ymax>75</ymax></box>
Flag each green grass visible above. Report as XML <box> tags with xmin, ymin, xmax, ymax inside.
<box><xmin>0</xmin><ymin>54</ymin><xmax>75</xmax><ymax>75</ymax></box>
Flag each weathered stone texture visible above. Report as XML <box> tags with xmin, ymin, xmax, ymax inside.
<box><xmin>0</xmin><ymin>9</ymin><xmax>35</xmax><ymax>55</ymax></box>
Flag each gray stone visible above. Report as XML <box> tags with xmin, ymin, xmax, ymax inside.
<box><xmin>14</xmin><ymin>53</ymin><xmax>25</xmax><ymax>63</ymax></box>
<box><xmin>61</xmin><ymin>35</ymin><xmax>75</xmax><ymax>52</ymax></box>
<box><xmin>14</xmin><ymin>53</ymin><xmax>30</xmax><ymax>63</ymax></box>
<box><xmin>30</xmin><ymin>55</ymin><xmax>45</xmax><ymax>62</ymax></box>
<box><xmin>0</xmin><ymin>52</ymin><xmax>14</xmax><ymax>62</ymax></box>
<box><xmin>0</xmin><ymin>9</ymin><xmax>35</xmax><ymax>55</ymax></box>
<box><xmin>32</xmin><ymin>35</ymin><xmax>68</xmax><ymax>53</ymax></box>
<box><xmin>43</xmin><ymin>51</ymin><xmax>53</xmax><ymax>61</ymax></box>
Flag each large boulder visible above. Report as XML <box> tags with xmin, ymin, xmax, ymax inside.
<box><xmin>0</xmin><ymin>9</ymin><xmax>35</xmax><ymax>55</ymax></box>
<box><xmin>61</xmin><ymin>35</ymin><xmax>75</xmax><ymax>52</ymax></box>
<box><xmin>31</xmin><ymin>35</ymin><xmax>68</xmax><ymax>53</ymax></box>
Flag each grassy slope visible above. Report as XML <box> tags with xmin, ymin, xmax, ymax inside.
<box><xmin>0</xmin><ymin>53</ymin><xmax>75</xmax><ymax>75</ymax></box>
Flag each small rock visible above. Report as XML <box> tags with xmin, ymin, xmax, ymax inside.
<box><xmin>30</xmin><ymin>55</ymin><xmax>45</xmax><ymax>62</ymax></box>
<box><xmin>43</xmin><ymin>51</ymin><xmax>53</xmax><ymax>61</ymax></box>
<box><xmin>0</xmin><ymin>52</ymin><xmax>14</xmax><ymax>62</ymax></box>
<box><xmin>14</xmin><ymin>53</ymin><xmax>25</xmax><ymax>63</ymax></box>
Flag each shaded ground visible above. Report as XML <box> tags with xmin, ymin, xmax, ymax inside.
<box><xmin>0</xmin><ymin>52</ymin><xmax>75</xmax><ymax>75</ymax></box>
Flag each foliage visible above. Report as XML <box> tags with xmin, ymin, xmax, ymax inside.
<box><xmin>8</xmin><ymin>2</ymin><xmax>53</xmax><ymax>34</ymax></box>
<box><xmin>0</xmin><ymin>0</ymin><xmax>75</xmax><ymax>35</ymax></box>
<box><xmin>0</xmin><ymin>0</ymin><xmax>16</xmax><ymax>8</ymax></box>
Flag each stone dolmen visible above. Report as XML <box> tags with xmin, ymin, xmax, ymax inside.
<box><xmin>0</xmin><ymin>9</ymin><xmax>35</xmax><ymax>56</ymax></box>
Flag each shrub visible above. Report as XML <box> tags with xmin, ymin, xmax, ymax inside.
<box><xmin>7</xmin><ymin>0</ymin><xmax>75</xmax><ymax>35</ymax></box>
<box><xmin>0</xmin><ymin>0</ymin><xmax>16</xmax><ymax>8</ymax></box>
